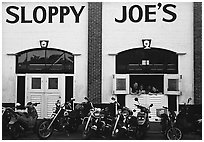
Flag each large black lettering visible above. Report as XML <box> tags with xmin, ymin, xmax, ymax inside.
<box><xmin>48</xmin><ymin>6</ymin><xmax>58</xmax><ymax>23</ymax></box>
<box><xmin>163</xmin><ymin>4</ymin><xmax>177</xmax><ymax>22</ymax></box>
<box><xmin>6</xmin><ymin>6</ymin><xmax>19</xmax><ymax>24</ymax></box>
<box><xmin>60</xmin><ymin>6</ymin><xmax>70</xmax><ymax>23</ymax></box>
<box><xmin>70</xmin><ymin>6</ymin><xmax>85</xmax><ymax>23</ymax></box>
<box><xmin>129</xmin><ymin>5</ymin><xmax>143</xmax><ymax>23</ymax></box>
<box><xmin>145</xmin><ymin>5</ymin><xmax>156</xmax><ymax>22</ymax></box>
<box><xmin>21</xmin><ymin>6</ymin><xmax>32</xmax><ymax>23</ymax></box>
<box><xmin>33</xmin><ymin>6</ymin><xmax>46</xmax><ymax>23</ymax></box>
<box><xmin>115</xmin><ymin>6</ymin><xmax>127</xmax><ymax>23</ymax></box>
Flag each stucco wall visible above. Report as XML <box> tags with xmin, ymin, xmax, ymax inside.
<box><xmin>2</xmin><ymin>2</ymin><xmax>88</xmax><ymax>103</ymax></box>
<box><xmin>102</xmin><ymin>2</ymin><xmax>194</xmax><ymax>104</ymax></box>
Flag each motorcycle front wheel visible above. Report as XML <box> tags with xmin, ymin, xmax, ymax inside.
<box><xmin>82</xmin><ymin>129</ymin><xmax>92</xmax><ymax>139</ymax></box>
<box><xmin>82</xmin><ymin>126</ymin><xmax>96</xmax><ymax>140</ymax></box>
<box><xmin>166</xmin><ymin>127</ymin><xmax>182</xmax><ymax>140</ymax></box>
<box><xmin>37</xmin><ymin>120</ymin><xmax>53</xmax><ymax>140</ymax></box>
<box><xmin>7</xmin><ymin>123</ymin><xmax>21</xmax><ymax>139</ymax></box>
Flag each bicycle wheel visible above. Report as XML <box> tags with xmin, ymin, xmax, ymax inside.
<box><xmin>166</xmin><ymin>127</ymin><xmax>182</xmax><ymax>140</ymax></box>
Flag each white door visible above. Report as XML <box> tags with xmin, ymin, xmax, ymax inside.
<box><xmin>26</xmin><ymin>74</ymin><xmax>64</xmax><ymax>118</ymax></box>
<box><xmin>126</xmin><ymin>94</ymin><xmax>168</xmax><ymax>122</ymax></box>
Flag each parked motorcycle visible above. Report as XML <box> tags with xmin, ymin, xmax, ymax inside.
<box><xmin>99</xmin><ymin>107</ymin><xmax>115</xmax><ymax>139</ymax></box>
<box><xmin>3</xmin><ymin>102</ymin><xmax>40</xmax><ymax>139</ymax></box>
<box><xmin>134</xmin><ymin>97</ymin><xmax>153</xmax><ymax>139</ymax></box>
<box><xmin>111</xmin><ymin>97</ymin><xmax>137</xmax><ymax>139</ymax></box>
<box><xmin>2</xmin><ymin>106</ymin><xmax>14</xmax><ymax>136</ymax></box>
<box><xmin>37</xmin><ymin>98</ymin><xmax>83</xmax><ymax>139</ymax></box>
<box><xmin>82</xmin><ymin>97</ymin><xmax>108</xmax><ymax>139</ymax></box>
<box><xmin>176</xmin><ymin>98</ymin><xmax>202</xmax><ymax>136</ymax></box>
<box><xmin>159</xmin><ymin>106</ymin><xmax>182</xmax><ymax>140</ymax></box>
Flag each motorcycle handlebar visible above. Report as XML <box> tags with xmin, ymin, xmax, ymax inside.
<box><xmin>33</xmin><ymin>102</ymin><xmax>40</xmax><ymax>106</ymax></box>
<box><xmin>84</xmin><ymin>97</ymin><xmax>89</xmax><ymax>102</ymax></box>
<box><xmin>134</xmin><ymin>104</ymin><xmax>141</xmax><ymax>107</ymax></box>
<box><xmin>66</xmin><ymin>98</ymin><xmax>75</xmax><ymax>104</ymax></box>
<box><xmin>84</xmin><ymin>97</ymin><xmax>94</xmax><ymax>109</ymax></box>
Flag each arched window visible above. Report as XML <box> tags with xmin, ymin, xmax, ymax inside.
<box><xmin>116</xmin><ymin>48</ymin><xmax>178</xmax><ymax>74</ymax></box>
<box><xmin>16</xmin><ymin>48</ymin><xmax>74</xmax><ymax>73</ymax></box>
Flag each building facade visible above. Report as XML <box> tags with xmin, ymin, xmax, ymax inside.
<box><xmin>2</xmin><ymin>2</ymin><xmax>202</xmax><ymax>121</ymax></box>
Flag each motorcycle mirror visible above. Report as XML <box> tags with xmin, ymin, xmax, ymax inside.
<box><xmin>134</xmin><ymin>98</ymin><xmax>138</xmax><ymax>102</ymax></box>
<box><xmin>150</xmin><ymin>104</ymin><xmax>153</xmax><ymax>107</ymax></box>
<box><xmin>111</xmin><ymin>97</ymin><xmax>116</xmax><ymax>101</ymax></box>
<box><xmin>15</xmin><ymin>103</ymin><xmax>21</xmax><ymax>107</ymax></box>
<box><xmin>84</xmin><ymin>97</ymin><xmax>90</xmax><ymax>102</ymax></box>
<box><xmin>187</xmin><ymin>98</ymin><xmax>192</xmax><ymax>103</ymax></box>
<box><xmin>71</xmin><ymin>98</ymin><xmax>75</xmax><ymax>101</ymax></box>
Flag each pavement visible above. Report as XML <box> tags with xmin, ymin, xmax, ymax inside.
<box><xmin>2</xmin><ymin>123</ymin><xmax>202</xmax><ymax>140</ymax></box>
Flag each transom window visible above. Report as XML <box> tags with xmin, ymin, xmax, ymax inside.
<box><xmin>16</xmin><ymin>48</ymin><xmax>74</xmax><ymax>73</ymax></box>
<box><xmin>116</xmin><ymin>48</ymin><xmax>178</xmax><ymax>74</ymax></box>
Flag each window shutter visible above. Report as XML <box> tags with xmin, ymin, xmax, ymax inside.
<box><xmin>164</xmin><ymin>74</ymin><xmax>182</xmax><ymax>95</ymax></box>
<box><xmin>113</xmin><ymin>74</ymin><xmax>129</xmax><ymax>94</ymax></box>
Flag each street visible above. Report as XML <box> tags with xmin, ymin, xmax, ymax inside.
<box><xmin>2</xmin><ymin>123</ymin><xmax>202</xmax><ymax>140</ymax></box>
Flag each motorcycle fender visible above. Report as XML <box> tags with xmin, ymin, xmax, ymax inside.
<box><xmin>8</xmin><ymin>117</ymin><xmax>17</xmax><ymax>124</ymax></box>
<box><xmin>9</xmin><ymin>121</ymin><xmax>15</xmax><ymax>125</ymax></box>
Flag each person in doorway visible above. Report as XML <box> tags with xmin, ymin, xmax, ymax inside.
<box><xmin>130</xmin><ymin>82</ymin><xmax>139</xmax><ymax>95</ymax></box>
<box><xmin>139</xmin><ymin>84</ymin><xmax>146</xmax><ymax>94</ymax></box>
<box><xmin>145</xmin><ymin>85</ymin><xmax>152</xmax><ymax>94</ymax></box>
<box><xmin>151</xmin><ymin>86</ymin><xmax>159</xmax><ymax>94</ymax></box>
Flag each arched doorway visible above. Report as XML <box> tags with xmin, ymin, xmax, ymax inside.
<box><xmin>16</xmin><ymin>48</ymin><xmax>74</xmax><ymax>118</ymax></box>
<box><xmin>113</xmin><ymin>47</ymin><xmax>181</xmax><ymax>122</ymax></box>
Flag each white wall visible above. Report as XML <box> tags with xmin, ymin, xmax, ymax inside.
<box><xmin>102</xmin><ymin>2</ymin><xmax>194</xmax><ymax>104</ymax></box>
<box><xmin>2</xmin><ymin>2</ymin><xmax>88</xmax><ymax>103</ymax></box>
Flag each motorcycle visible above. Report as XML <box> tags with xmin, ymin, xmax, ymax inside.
<box><xmin>2</xmin><ymin>106</ymin><xmax>14</xmax><ymax>136</ymax></box>
<box><xmin>176</xmin><ymin>98</ymin><xmax>202</xmax><ymax>136</ymax></box>
<box><xmin>111</xmin><ymin>97</ymin><xmax>137</xmax><ymax>139</ymax></box>
<box><xmin>37</xmin><ymin>98</ymin><xmax>83</xmax><ymax>139</ymax></box>
<box><xmin>3</xmin><ymin>102</ymin><xmax>40</xmax><ymax>139</ymax></box>
<box><xmin>99</xmin><ymin>107</ymin><xmax>115</xmax><ymax>139</ymax></box>
<box><xmin>82</xmin><ymin>97</ymin><xmax>108</xmax><ymax>139</ymax></box>
<box><xmin>134</xmin><ymin>97</ymin><xmax>153</xmax><ymax>139</ymax></box>
<box><xmin>159</xmin><ymin>106</ymin><xmax>182</xmax><ymax>140</ymax></box>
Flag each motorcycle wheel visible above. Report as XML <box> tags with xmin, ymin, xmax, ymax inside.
<box><xmin>166</xmin><ymin>127</ymin><xmax>182</xmax><ymax>140</ymax></box>
<box><xmin>82</xmin><ymin>130</ymin><xmax>90</xmax><ymax>139</ymax></box>
<box><xmin>70</xmin><ymin>123</ymin><xmax>79</xmax><ymax>133</ymax></box>
<box><xmin>136</xmin><ymin>130</ymin><xmax>145</xmax><ymax>139</ymax></box>
<box><xmin>82</xmin><ymin>127</ymin><xmax>95</xmax><ymax>140</ymax></box>
<box><xmin>7</xmin><ymin>123</ymin><xmax>21</xmax><ymax>139</ymax></box>
<box><xmin>111</xmin><ymin>130</ymin><xmax>119</xmax><ymax>139</ymax></box>
<box><xmin>37</xmin><ymin>120</ymin><xmax>53</xmax><ymax>140</ymax></box>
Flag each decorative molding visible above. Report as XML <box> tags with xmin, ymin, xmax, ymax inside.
<box><xmin>108</xmin><ymin>53</ymin><xmax>118</xmax><ymax>56</ymax></box>
<box><xmin>73</xmin><ymin>53</ymin><xmax>81</xmax><ymax>56</ymax></box>
<box><xmin>176</xmin><ymin>52</ymin><xmax>186</xmax><ymax>55</ymax></box>
<box><xmin>7</xmin><ymin>53</ymin><xmax>16</xmax><ymax>56</ymax></box>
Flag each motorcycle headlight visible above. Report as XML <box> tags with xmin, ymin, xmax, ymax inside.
<box><xmin>93</xmin><ymin>112</ymin><xmax>100</xmax><ymax>118</ymax></box>
<box><xmin>117</xmin><ymin>109</ymin><xmax>122</xmax><ymax>114</ymax></box>
<box><xmin>64</xmin><ymin>111</ymin><xmax>69</xmax><ymax>117</ymax></box>
<box><xmin>122</xmin><ymin>110</ymin><xmax>129</xmax><ymax>116</ymax></box>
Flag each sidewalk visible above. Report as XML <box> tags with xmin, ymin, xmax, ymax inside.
<box><xmin>2</xmin><ymin>122</ymin><xmax>202</xmax><ymax>140</ymax></box>
<box><xmin>148</xmin><ymin>122</ymin><xmax>202</xmax><ymax>140</ymax></box>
